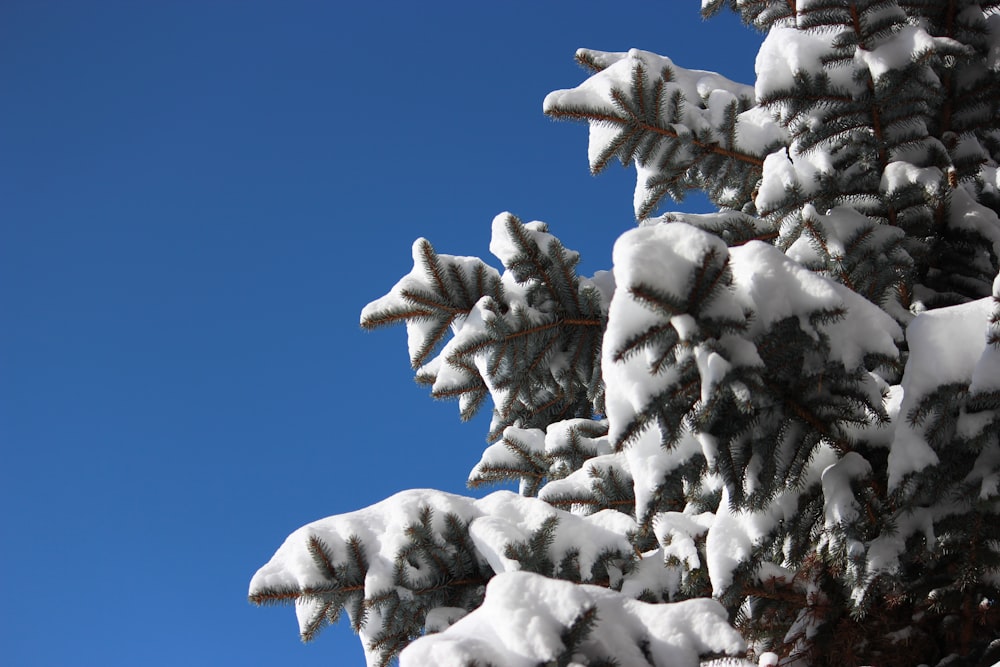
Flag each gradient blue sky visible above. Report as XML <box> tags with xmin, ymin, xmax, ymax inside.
<box><xmin>1</xmin><ymin>3</ymin><xmax>760</xmax><ymax>665</ymax></box>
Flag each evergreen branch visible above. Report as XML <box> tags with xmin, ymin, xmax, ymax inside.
<box><xmin>848</xmin><ymin>4</ymin><xmax>897</xmax><ymax>227</ymax></box>
<box><xmin>560</xmin><ymin>605</ymin><xmax>600</xmax><ymax>658</ymax></box>
<box><xmin>633</xmin><ymin>61</ymin><xmax>647</xmax><ymax>120</ymax></box>
<box><xmin>418</xmin><ymin>238</ymin><xmax>450</xmax><ymax>299</ymax></box>
<box><xmin>626</xmin><ymin>285</ymin><xmax>683</xmax><ymax>317</ymax></box>
<box><xmin>396</xmin><ymin>290</ymin><xmax>465</xmax><ymax>315</ymax></box>
<box><xmin>248</xmin><ymin>582</ymin><xmax>364</xmax><ymax>605</ymax></box>
<box><xmin>546</xmin><ymin>496</ymin><xmax>635</xmax><ymax>510</ymax></box>
<box><xmin>759</xmin><ymin>91</ymin><xmax>856</xmax><ymax>108</ymax></box>
<box><xmin>527</xmin><ymin>391</ymin><xmax>568</xmax><ymax>420</ymax></box>
<box><xmin>408</xmin><ymin>575</ymin><xmax>491</xmax><ymax>597</ymax></box>
<box><xmin>545</xmin><ymin>108</ymin><xmax>765</xmax><ymax>167</ymax></box>
<box><xmin>552</xmin><ymin>249</ymin><xmax>583</xmax><ymax>313</ymax></box>
<box><xmin>307</xmin><ymin>535</ymin><xmax>339</xmax><ymax>581</ymax></box>
<box><xmin>613</xmin><ymin>376</ymin><xmax>701</xmax><ymax>450</ymax></box>
<box><xmin>566</xmin><ymin>326</ymin><xmax>600</xmax><ymax>386</ymax></box>
<box><xmin>366</xmin><ymin>634</ymin><xmax>410</xmax><ymax>667</ymax></box>
<box><xmin>411</xmin><ymin>320</ymin><xmax>453</xmax><ymax>370</ymax></box>
<box><xmin>689</xmin><ymin>248</ymin><xmax>729</xmax><ymax>311</ymax></box>
<box><xmin>449</xmin><ymin>335</ymin><xmax>494</xmax><ymax>359</ymax></box>
<box><xmin>611</xmin><ymin>323</ymin><xmax>675</xmax><ymax>363</ymax></box>
<box><xmin>575</xmin><ymin>50</ymin><xmax>607</xmax><ymax>73</ymax></box>
<box><xmin>347</xmin><ymin>536</ymin><xmax>368</xmax><ymax>581</ymax></box>
<box><xmin>469</xmin><ymin>463</ymin><xmax>544</xmax><ymax>485</ymax></box>
<box><xmin>591</xmin><ymin>124</ymin><xmax>639</xmax><ymax>174</ymax></box>
<box><xmin>431</xmin><ymin>382</ymin><xmax>488</xmax><ymax>400</ymax></box>
<box><xmin>300</xmin><ymin>599</ymin><xmax>335</xmax><ymax>642</ymax></box>
<box><xmin>269</xmin><ymin>13</ymin><xmax>1000</xmax><ymax>666</ymax></box>
<box><xmin>503</xmin><ymin>218</ymin><xmax>560</xmax><ymax>305</ymax></box>
<box><xmin>773</xmin><ymin>385</ymin><xmax>853</xmax><ymax>456</ymax></box>
<box><xmin>504</xmin><ymin>318</ymin><xmax>602</xmax><ymax>340</ymax></box>
<box><xmin>448</xmin><ymin>263</ymin><xmax>475</xmax><ymax>306</ymax></box>
<box><xmin>359</xmin><ymin>308</ymin><xmax>434</xmax><ymax>330</ymax></box>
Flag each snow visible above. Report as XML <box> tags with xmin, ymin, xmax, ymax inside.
<box><xmin>989</xmin><ymin>12</ymin><xmax>1000</xmax><ymax>71</ymax></box>
<box><xmin>544</xmin><ymin>48</ymin><xmax>783</xmax><ymax>217</ymax></box>
<box><xmin>544</xmin><ymin>49</ymin><xmax>756</xmax><ymax>133</ymax></box>
<box><xmin>694</xmin><ymin>346</ymin><xmax>733</xmax><ymax>404</ymax></box>
<box><xmin>969</xmin><ymin>441</ymin><xmax>1000</xmax><ymax>500</ymax></box>
<box><xmin>729</xmin><ymin>240</ymin><xmax>902</xmax><ymax>367</ymax></box>
<box><xmin>821</xmin><ymin>452</ymin><xmax>872</xmax><ymax>528</ymax></box>
<box><xmin>854</xmin><ymin>25</ymin><xmax>961</xmax><ymax>82</ymax></box>
<box><xmin>705</xmin><ymin>444</ymin><xmax>840</xmax><ymax>595</ymax></box>
<box><xmin>473</xmin><ymin>419</ymin><xmax>624</xmax><ymax>506</ymax></box>
<box><xmin>864</xmin><ymin>507</ymin><xmax>938</xmax><ymax>580</ymax></box>
<box><xmin>424</xmin><ymin>607</ymin><xmax>468</xmax><ymax>633</ymax></box>
<box><xmin>654</xmin><ymin>511</ymin><xmax>714</xmax><ymax>571</ymax></box>
<box><xmin>488</xmin><ymin>213</ymin><xmax>561</xmax><ymax>268</ymax></box>
<box><xmin>627</xmin><ymin>426</ymin><xmax>705</xmax><ymax>524</ymax></box>
<box><xmin>249</xmin><ymin>489</ymin><xmax>486</xmax><ymax>666</ymax></box>
<box><xmin>881</xmin><ymin>161</ymin><xmax>942</xmax><ymax>197</ymax></box>
<box><xmin>855</xmin><ymin>25</ymin><xmax>928</xmax><ymax>80</ymax></box>
<box><xmin>363</xmin><ymin>213</ymin><xmax>616</xmax><ymax>442</ymax></box>
<box><xmin>360</xmin><ymin>239</ymin><xmax>501</xmax><ymax>367</ymax></box>
<box><xmin>786</xmin><ymin>205</ymin><xmax>909</xmax><ymax>313</ymax></box>
<box><xmin>469</xmin><ymin>426</ymin><xmax>547</xmax><ymax>492</ymax></box>
<box><xmin>703</xmin><ymin>488</ymin><xmax>753</xmax><ymax>595</ymax></box>
<box><xmin>601</xmin><ymin>224</ymin><xmax>744</xmax><ymax>460</ymax></box>
<box><xmin>537</xmin><ymin>452</ymin><xmax>631</xmax><ymax>514</ymax></box>
<box><xmin>602</xmin><ymin>222</ymin><xmax>902</xmax><ymax>563</ymax></box>
<box><xmin>430</xmin><ymin>297</ymin><xmax>492</xmax><ymax>393</ymax></box>
<box><xmin>620</xmin><ymin>548</ymin><xmax>681</xmax><ymax>601</ymax></box>
<box><xmin>473</xmin><ymin>436</ymin><xmax>536</xmax><ymax>475</ymax></box>
<box><xmin>610</xmin><ymin>220</ymin><xmax>735</xmax><ymax>315</ymax></box>
<box><xmin>582</xmin><ymin>269</ymin><xmax>616</xmax><ymax>311</ymax></box>
<box><xmin>888</xmin><ymin>297</ymin><xmax>994</xmax><ymax>489</ymax></box>
<box><xmin>250</xmin><ymin>490</ymin><xmax>482</xmax><ymax>600</ymax></box>
<box><xmin>399</xmin><ymin>571</ymin><xmax>745</xmax><ymax>667</ymax></box>
<box><xmin>545</xmin><ymin>418</ymin><xmax>612</xmax><ymax>459</ymax></box>
<box><xmin>757</xmin><ymin>19</ymin><xmax>962</xmax><ymax>105</ymax></box>
<box><xmin>755</xmin><ymin>27</ymin><xmax>859</xmax><ymax>103</ymax></box>
<box><xmin>948</xmin><ymin>188</ymin><xmax>1000</xmax><ymax>280</ymax></box>
<box><xmin>969</xmin><ymin>276</ymin><xmax>1000</xmax><ymax>438</ymax></box>
<box><xmin>839</xmin><ymin>377</ymin><xmax>901</xmax><ymax>449</ymax></box>
<box><xmin>734</xmin><ymin>105</ymin><xmax>786</xmax><ymax>157</ymax></box>
<box><xmin>755</xmin><ymin>149</ymin><xmax>833</xmax><ymax>215</ymax></box>
<box><xmin>250</xmin><ymin>488</ymin><xmax>639</xmax><ymax>667</ymax></box>
<box><xmin>470</xmin><ymin>491</ymin><xmax>634</xmax><ymax>582</ymax></box>
<box><xmin>758</xmin><ymin>653</ymin><xmax>780</xmax><ymax>667</ymax></box>
<box><xmin>755</xmin><ymin>28</ymin><xmax>826</xmax><ymax>99</ymax></box>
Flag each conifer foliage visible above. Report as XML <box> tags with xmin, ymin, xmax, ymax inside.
<box><xmin>251</xmin><ymin>3</ymin><xmax>1000</xmax><ymax>665</ymax></box>
<box><xmin>359</xmin><ymin>214</ymin><xmax>607</xmax><ymax>442</ymax></box>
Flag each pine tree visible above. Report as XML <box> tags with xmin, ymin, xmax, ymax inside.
<box><xmin>250</xmin><ymin>3</ymin><xmax>1000</xmax><ymax>665</ymax></box>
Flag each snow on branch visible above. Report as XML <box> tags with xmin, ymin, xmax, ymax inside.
<box><xmin>890</xmin><ymin>296</ymin><xmax>997</xmax><ymax>490</ymax></box>
<box><xmin>258</xmin><ymin>4</ymin><xmax>1000</xmax><ymax>664</ymax></box>
<box><xmin>544</xmin><ymin>49</ymin><xmax>786</xmax><ymax>218</ymax></box>
<box><xmin>602</xmin><ymin>221</ymin><xmax>903</xmax><ymax>594</ymax></box>
<box><xmin>700</xmin><ymin>0</ymin><xmax>795</xmax><ymax>30</ymax></box>
<box><xmin>250</xmin><ymin>489</ymin><xmax>639</xmax><ymax>667</ymax></box>
<box><xmin>361</xmin><ymin>213</ymin><xmax>609</xmax><ymax>441</ymax></box>
<box><xmin>399</xmin><ymin>571</ymin><xmax>745</xmax><ymax>667</ymax></box>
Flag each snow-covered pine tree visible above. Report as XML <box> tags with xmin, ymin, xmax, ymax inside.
<box><xmin>250</xmin><ymin>2</ymin><xmax>1000</xmax><ymax>665</ymax></box>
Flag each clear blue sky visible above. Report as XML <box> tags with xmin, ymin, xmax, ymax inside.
<box><xmin>0</xmin><ymin>3</ymin><xmax>760</xmax><ymax>665</ymax></box>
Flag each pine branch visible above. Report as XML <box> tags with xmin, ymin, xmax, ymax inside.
<box><xmin>545</xmin><ymin>49</ymin><xmax>779</xmax><ymax>217</ymax></box>
<box><xmin>547</xmin><ymin>108</ymin><xmax>764</xmax><ymax>168</ymax></box>
<box><xmin>248</xmin><ymin>582</ymin><xmax>364</xmax><ymax>606</ymax></box>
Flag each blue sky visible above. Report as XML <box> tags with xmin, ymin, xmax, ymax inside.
<box><xmin>1</xmin><ymin>3</ymin><xmax>760</xmax><ymax>665</ymax></box>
